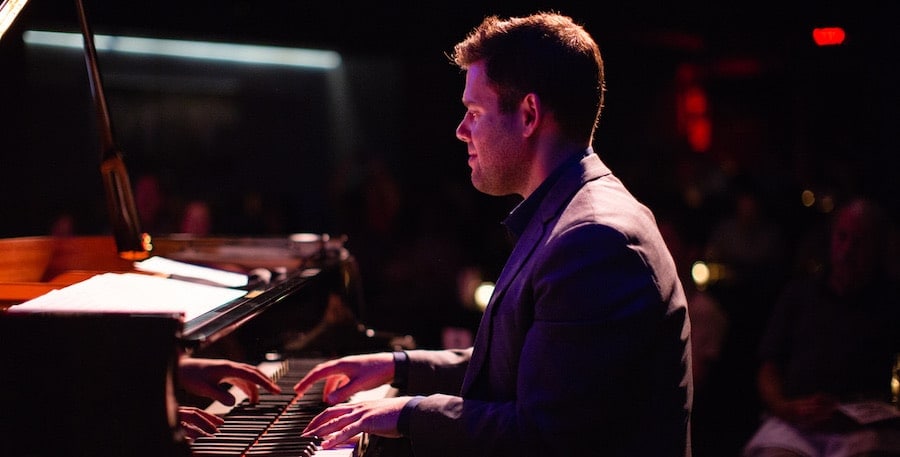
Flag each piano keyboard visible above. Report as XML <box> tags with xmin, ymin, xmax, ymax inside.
<box><xmin>191</xmin><ymin>357</ymin><xmax>389</xmax><ymax>457</ymax></box>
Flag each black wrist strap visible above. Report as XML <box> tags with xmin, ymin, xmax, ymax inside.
<box><xmin>390</xmin><ymin>351</ymin><xmax>409</xmax><ymax>390</ymax></box>
<box><xmin>397</xmin><ymin>395</ymin><xmax>424</xmax><ymax>436</ymax></box>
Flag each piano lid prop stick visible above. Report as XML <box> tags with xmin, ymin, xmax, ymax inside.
<box><xmin>0</xmin><ymin>0</ymin><xmax>31</xmax><ymax>40</ymax></box>
<box><xmin>75</xmin><ymin>0</ymin><xmax>151</xmax><ymax>260</ymax></box>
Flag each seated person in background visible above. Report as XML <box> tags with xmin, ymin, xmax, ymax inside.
<box><xmin>177</xmin><ymin>356</ymin><xmax>281</xmax><ymax>439</ymax></box>
<box><xmin>743</xmin><ymin>197</ymin><xmax>900</xmax><ymax>457</ymax></box>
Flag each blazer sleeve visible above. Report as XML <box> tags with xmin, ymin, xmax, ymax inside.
<box><xmin>405</xmin><ymin>223</ymin><xmax>691</xmax><ymax>457</ymax></box>
<box><xmin>404</xmin><ymin>347</ymin><xmax>472</xmax><ymax>395</ymax></box>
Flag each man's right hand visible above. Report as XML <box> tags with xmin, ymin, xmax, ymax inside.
<box><xmin>293</xmin><ymin>352</ymin><xmax>395</xmax><ymax>404</ymax></box>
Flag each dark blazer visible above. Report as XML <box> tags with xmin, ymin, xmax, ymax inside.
<box><xmin>403</xmin><ymin>151</ymin><xmax>692</xmax><ymax>457</ymax></box>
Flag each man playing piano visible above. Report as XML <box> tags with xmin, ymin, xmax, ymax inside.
<box><xmin>294</xmin><ymin>11</ymin><xmax>693</xmax><ymax>456</ymax></box>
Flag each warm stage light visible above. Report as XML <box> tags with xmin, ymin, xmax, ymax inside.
<box><xmin>812</xmin><ymin>27</ymin><xmax>846</xmax><ymax>46</ymax></box>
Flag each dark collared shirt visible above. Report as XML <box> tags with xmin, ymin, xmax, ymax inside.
<box><xmin>503</xmin><ymin>148</ymin><xmax>593</xmax><ymax>242</ymax></box>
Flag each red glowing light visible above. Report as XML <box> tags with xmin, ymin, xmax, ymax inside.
<box><xmin>812</xmin><ymin>27</ymin><xmax>846</xmax><ymax>46</ymax></box>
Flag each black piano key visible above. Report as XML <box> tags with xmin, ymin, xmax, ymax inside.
<box><xmin>189</xmin><ymin>450</ymin><xmax>248</xmax><ymax>454</ymax></box>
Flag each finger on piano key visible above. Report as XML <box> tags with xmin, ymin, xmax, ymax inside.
<box><xmin>204</xmin><ymin>360</ymin><xmax>286</xmax><ymax>416</ymax></box>
<box><xmin>311</xmin><ymin>442</ymin><xmax>360</xmax><ymax>456</ymax></box>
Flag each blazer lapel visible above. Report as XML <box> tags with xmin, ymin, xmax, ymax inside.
<box><xmin>461</xmin><ymin>152</ymin><xmax>608</xmax><ymax>395</ymax></box>
<box><xmin>461</xmin><ymin>215</ymin><xmax>544</xmax><ymax>394</ymax></box>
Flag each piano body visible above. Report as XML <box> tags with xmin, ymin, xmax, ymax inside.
<box><xmin>0</xmin><ymin>310</ymin><xmax>190</xmax><ymax>457</ymax></box>
<box><xmin>0</xmin><ymin>234</ymin><xmax>405</xmax><ymax>457</ymax></box>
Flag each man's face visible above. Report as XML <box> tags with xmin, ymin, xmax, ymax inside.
<box><xmin>455</xmin><ymin>61</ymin><xmax>528</xmax><ymax>197</ymax></box>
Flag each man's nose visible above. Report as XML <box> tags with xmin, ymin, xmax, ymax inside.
<box><xmin>456</xmin><ymin>119</ymin><xmax>470</xmax><ymax>142</ymax></box>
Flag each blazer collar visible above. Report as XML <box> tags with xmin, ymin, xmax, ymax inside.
<box><xmin>494</xmin><ymin>149</ymin><xmax>611</xmax><ymax>307</ymax></box>
<box><xmin>462</xmin><ymin>149</ymin><xmax>611</xmax><ymax>393</ymax></box>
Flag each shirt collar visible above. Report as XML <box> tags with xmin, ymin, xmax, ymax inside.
<box><xmin>502</xmin><ymin>148</ymin><xmax>591</xmax><ymax>240</ymax></box>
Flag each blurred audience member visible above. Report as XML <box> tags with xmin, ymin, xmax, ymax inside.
<box><xmin>135</xmin><ymin>174</ymin><xmax>177</xmax><ymax>235</ymax></box>
<box><xmin>49</xmin><ymin>212</ymin><xmax>76</xmax><ymax>237</ymax></box>
<box><xmin>742</xmin><ymin>197</ymin><xmax>900</xmax><ymax>457</ymax></box>
<box><xmin>704</xmin><ymin>182</ymin><xmax>787</xmax><ymax>291</ymax></box>
<box><xmin>179</xmin><ymin>200</ymin><xmax>212</xmax><ymax>236</ymax></box>
<box><xmin>701</xmin><ymin>179</ymin><xmax>791</xmax><ymax>455</ymax></box>
<box><xmin>136</xmin><ymin>175</ymin><xmax>164</xmax><ymax>229</ymax></box>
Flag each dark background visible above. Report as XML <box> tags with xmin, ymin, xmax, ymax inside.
<box><xmin>1</xmin><ymin>2</ymin><xmax>898</xmax><ymax>455</ymax></box>
<box><xmin>3</xmin><ymin>1</ymin><xmax>896</xmax><ymax>238</ymax></box>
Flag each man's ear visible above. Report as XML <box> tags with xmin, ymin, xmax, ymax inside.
<box><xmin>520</xmin><ymin>93</ymin><xmax>540</xmax><ymax>137</ymax></box>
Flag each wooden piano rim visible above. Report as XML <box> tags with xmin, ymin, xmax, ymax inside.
<box><xmin>0</xmin><ymin>234</ymin><xmax>312</xmax><ymax>305</ymax></box>
<box><xmin>0</xmin><ymin>270</ymin><xmax>135</xmax><ymax>309</ymax></box>
<box><xmin>0</xmin><ymin>234</ymin><xmax>335</xmax><ymax>354</ymax></box>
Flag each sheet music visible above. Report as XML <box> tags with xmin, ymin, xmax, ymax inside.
<box><xmin>837</xmin><ymin>401</ymin><xmax>900</xmax><ymax>425</ymax></box>
<box><xmin>134</xmin><ymin>255</ymin><xmax>249</xmax><ymax>288</ymax></box>
<box><xmin>8</xmin><ymin>272</ymin><xmax>246</xmax><ymax>322</ymax></box>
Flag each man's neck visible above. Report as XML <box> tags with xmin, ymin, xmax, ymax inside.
<box><xmin>520</xmin><ymin>138</ymin><xmax>588</xmax><ymax>199</ymax></box>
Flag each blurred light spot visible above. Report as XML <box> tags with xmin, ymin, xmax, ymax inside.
<box><xmin>818</xmin><ymin>195</ymin><xmax>835</xmax><ymax>213</ymax></box>
<box><xmin>891</xmin><ymin>355</ymin><xmax>899</xmax><ymax>405</ymax></box>
<box><xmin>801</xmin><ymin>190</ymin><xmax>815</xmax><ymax>207</ymax></box>
<box><xmin>812</xmin><ymin>27</ymin><xmax>846</xmax><ymax>46</ymax></box>
<box><xmin>457</xmin><ymin>266</ymin><xmax>483</xmax><ymax>310</ymax></box>
<box><xmin>687</xmin><ymin>117</ymin><xmax>712</xmax><ymax>152</ymax></box>
<box><xmin>684</xmin><ymin>87</ymin><xmax>708</xmax><ymax>114</ymax></box>
<box><xmin>691</xmin><ymin>261</ymin><xmax>710</xmax><ymax>289</ymax></box>
<box><xmin>474</xmin><ymin>282</ymin><xmax>494</xmax><ymax>312</ymax></box>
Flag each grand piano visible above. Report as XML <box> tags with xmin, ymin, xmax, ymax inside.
<box><xmin>0</xmin><ymin>234</ymin><xmax>406</xmax><ymax>457</ymax></box>
<box><xmin>0</xmin><ymin>1</ymin><xmax>406</xmax><ymax>455</ymax></box>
